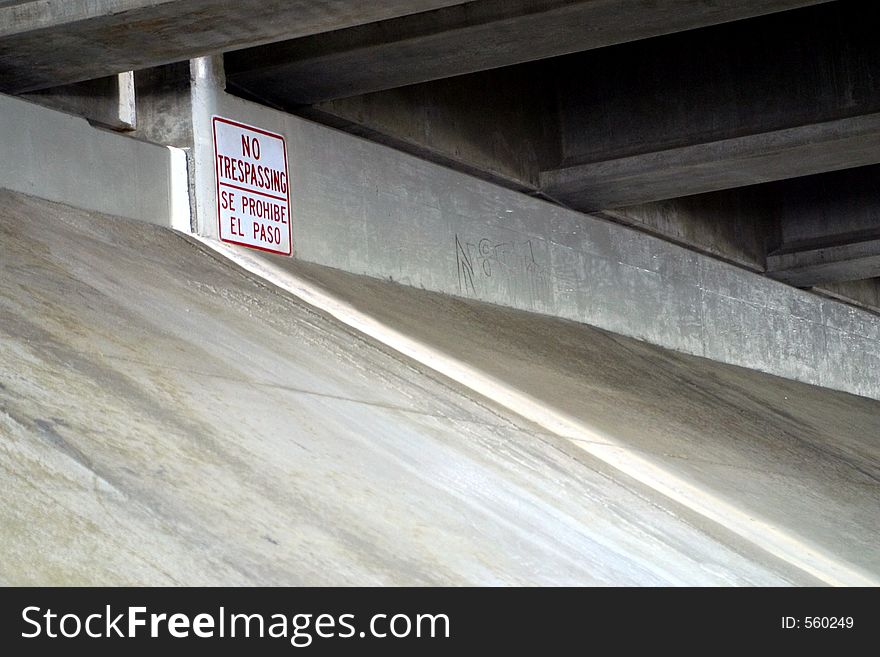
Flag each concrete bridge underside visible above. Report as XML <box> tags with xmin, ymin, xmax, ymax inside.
<box><xmin>2</xmin><ymin>1</ymin><xmax>879</xmax><ymax>588</ymax></box>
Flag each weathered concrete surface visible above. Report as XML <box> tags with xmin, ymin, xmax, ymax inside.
<box><xmin>0</xmin><ymin>92</ymin><xmax>188</xmax><ymax>228</ymax></box>
<box><xmin>131</xmin><ymin>63</ymin><xmax>193</xmax><ymax>149</ymax></box>
<box><xmin>225</xmin><ymin>0</ymin><xmax>829</xmax><ymax>105</ymax></box>
<box><xmin>542</xmin><ymin>2</ymin><xmax>880</xmax><ymax>208</ymax></box>
<box><xmin>190</xmin><ymin>73</ymin><xmax>880</xmax><ymax>400</ymax></box>
<box><xmin>293</xmin><ymin>63</ymin><xmax>560</xmax><ymax>191</ymax></box>
<box><xmin>601</xmin><ymin>187</ymin><xmax>777</xmax><ymax>272</ymax></box>
<box><xmin>22</xmin><ymin>72</ymin><xmax>135</xmax><ymax>131</ymax></box>
<box><xmin>777</xmin><ymin>167</ymin><xmax>880</xmax><ymax>246</ymax></box>
<box><xmin>818</xmin><ymin>278</ymin><xmax>880</xmax><ymax>315</ymax></box>
<box><xmin>541</xmin><ymin>113</ymin><xmax>880</xmax><ymax>210</ymax></box>
<box><xmin>0</xmin><ymin>0</ymin><xmax>469</xmax><ymax>93</ymax></box>
<box><xmin>225</xmin><ymin>1</ymin><xmax>835</xmax><ymax>200</ymax></box>
<box><xmin>763</xmin><ymin>167</ymin><xmax>880</xmax><ymax>286</ymax></box>
<box><xmin>767</xmin><ymin>233</ymin><xmax>880</xmax><ymax>287</ymax></box>
<box><xmin>227</xmin><ymin>2</ymin><xmax>876</xmax><ymax>213</ymax></box>
<box><xmin>259</xmin><ymin>255</ymin><xmax>880</xmax><ymax>585</ymax></box>
<box><xmin>0</xmin><ymin>189</ymin><xmax>834</xmax><ymax>586</ymax></box>
<box><xmin>606</xmin><ymin>166</ymin><xmax>880</xmax><ymax>292</ymax></box>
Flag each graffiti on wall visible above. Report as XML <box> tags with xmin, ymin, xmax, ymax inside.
<box><xmin>454</xmin><ymin>234</ymin><xmax>548</xmax><ymax>303</ymax></box>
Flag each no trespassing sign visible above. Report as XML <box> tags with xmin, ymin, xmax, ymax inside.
<box><xmin>213</xmin><ymin>116</ymin><xmax>292</xmax><ymax>256</ymax></box>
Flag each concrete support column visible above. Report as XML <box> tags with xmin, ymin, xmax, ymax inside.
<box><xmin>190</xmin><ymin>55</ymin><xmax>227</xmax><ymax>239</ymax></box>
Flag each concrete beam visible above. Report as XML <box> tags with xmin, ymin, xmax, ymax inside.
<box><xmin>541</xmin><ymin>113</ymin><xmax>880</xmax><ymax>210</ymax></box>
<box><xmin>767</xmin><ymin>233</ymin><xmax>880</xmax><ymax>288</ymax></box>
<box><xmin>224</xmin><ymin>0</ymin><xmax>828</xmax><ymax>105</ymax></box>
<box><xmin>542</xmin><ymin>2</ymin><xmax>880</xmax><ymax>209</ymax></box>
<box><xmin>22</xmin><ymin>72</ymin><xmax>136</xmax><ymax>130</ymax></box>
<box><xmin>0</xmin><ymin>0</ymin><xmax>468</xmax><ymax>93</ymax></box>
<box><xmin>765</xmin><ymin>166</ymin><xmax>880</xmax><ymax>287</ymax></box>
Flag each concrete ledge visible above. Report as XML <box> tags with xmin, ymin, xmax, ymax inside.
<box><xmin>0</xmin><ymin>0</ymin><xmax>470</xmax><ymax>93</ymax></box>
<box><xmin>0</xmin><ymin>92</ymin><xmax>188</xmax><ymax>227</ymax></box>
<box><xmin>540</xmin><ymin>113</ymin><xmax>880</xmax><ymax>209</ymax></box>
<box><xmin>23</xmin><ymin>72</ymin><xmax>136</xmax><ymax>131</ymax></box>
<box><xmin>767</xmin><ymin>233</ymin><xmax>880</xmax><ymax>287</ymax></box>
<box><xmin>189</xmin><ymin>65</ymin><xmax>880</xmax><ymax>400</ymax></box>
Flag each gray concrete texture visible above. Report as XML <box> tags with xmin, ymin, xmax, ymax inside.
<box><xmin>231</xmin><ymin>2</ymin><xmax>880</xmax><ymax>226</ymax></box>
<box><xmin>0</xmin><ymin>0</ymin><xmax>470</xmax><ymax>93</ymax></box>
<box><xmin>0</xmin><ymin>92</ymin><xmax>186</xmax><ymax>227</ymax></box>
<box><xmin>609</xmin><ymin>167</ymin><xmax>880</xmax><ymax>298</ymax></box>
<box><xmin>542</xmin><ymin>2</ymin><xmax>880</xmax><ymax>208</ymax></box>
<box><xmin>761</xmin><ymin>167</ymin><xmax>880</xmax><ymax>286</ymax></box>
<box><xmin>777</xmin><ymin>167</ymin><xmax>880</xmax><ymax>245</ymax></box>
<box><xmin>542</xmin><ymin>112</ymin><xmax>880</xmax><ymax>211</ymax></box>
<box><xmin>191</xmin><ymin>73</ymin><xmax>880</xmax><ymax>401</ymax></box>
<box><xmin>296</xmin><ymin>63</ymin><xmax>560</xmax><ymax>191</ymax></box>
<box><xmin>224</xmin><ymin>0</ymin><xmax>830</xmax><ymax>105</ymax></box>
<box><xmin>283</xmin><ymin>257</ymin><xmax>880</xmax><ymax>585</ymax></box>
<box><xmin>767</xmin><ymin>236</ymin><xmax>880</xmax><ymax>288</ymax></box>
<box><xmin>131</xmin><ymin>62</ymin><xmax>194</xmax><ymax>149</ymax></box>
<box><xmin>820</xmin><ymin>278</ymin><xmax>880</xmax><ymax>313</ymax></box>
<box><xmin>22</xmin><ymin>72</ymin><xmax>136</xmax><ymax>131</ymax></box>
<box><xmin>2</xmin><ymin>189</ymin><xmax>846</xmax><ymax>586</ymax></box>
<box><xmin>288</xmin><ymin>75</ymin><xmax>880</xmax><ymax>296</ymax></box>
<box><xmin>602</xmin><ymin>187</ymin><xmax>778</xmax><ymax>272</ymax></box>
<box><xmin>554</xmin><ymin>2</ymin><xmax>880</xmax><ymax>166</ymax></box>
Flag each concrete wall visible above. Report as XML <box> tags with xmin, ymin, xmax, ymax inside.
<box><xmin>292</xmin><ymin>62</ymin><xmax>560</xmax><ymax>191</ymax></box>
<box><xmin>602</xmin><ymin>187</ymin><xmax>778</xmax><ymax>271</ymax></box>
<box><xmin>0</xmin><ymin>92</ymin><xmax>188</xmax><ymax>228</ymax></box>
<box><xmin>190</xmin><ymin>60</ymin><xmax>880</xmax><ymax>400</ymax></box>
<box><xmin>819</xmin><ymin>278</ymin><xmax>880</xmax><ymax>314</ymax></box>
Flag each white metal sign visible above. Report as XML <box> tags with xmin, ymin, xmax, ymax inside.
<box><xmin>212</xmin><ymin>116</ymin><xmax>291</xmax><ymax>255</ymax></box>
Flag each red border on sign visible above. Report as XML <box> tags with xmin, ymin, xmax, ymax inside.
<box><xmin>212</xmin><ymin>115</ymin><xmax>293</xmax><ymax>256</ymax></box>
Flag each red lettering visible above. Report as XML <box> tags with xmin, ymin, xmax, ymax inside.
<box><xmin>251</xmin><ymin>221</ymin><xmax>282</xmax><ymax>245</ymax></box>
<box><xmin>241</xmin><ymin>135</ymin><xmax>261</xmax><ymax>160</ymax></box>
<box><xmin>220</xmin><ymin>190</ymin><xmax>236</xmax><ymax>211</ymax></box>
<box><xmin>230</xmin><ymin>215</ymin><xmax>244</xmax><ymax>236</ymax></box>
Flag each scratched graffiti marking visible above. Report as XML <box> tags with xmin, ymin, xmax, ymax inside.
<box><xmin>454</xmin><ymin>234</ymin><xmax>547</xmax><ymax>301</ymax></box>
<box><xmin>455</xmin><ymin>234</ymin><xmax>476</xmax><ymax>295</ymax></box>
